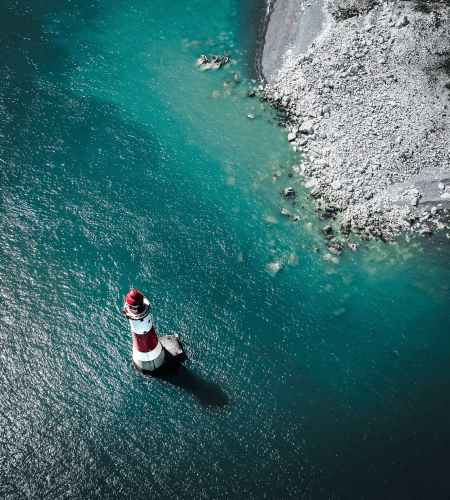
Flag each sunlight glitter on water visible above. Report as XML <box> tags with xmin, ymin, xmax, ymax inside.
<box><xmin>0</xmin><ymin>0</ymin><xmax>450</xmax><ymax>499</ymax></box>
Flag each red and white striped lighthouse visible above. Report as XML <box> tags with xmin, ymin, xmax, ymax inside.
<box><xmin>123</xmin><ymin>289</ymin><xmax>166</xmax><ymax>372</ymax></box>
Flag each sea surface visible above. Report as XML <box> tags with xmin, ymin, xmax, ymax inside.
<box><xmin>1</xmin><ymin>1</ymin><xmax>450</xmax><ymax>499</ymax></box>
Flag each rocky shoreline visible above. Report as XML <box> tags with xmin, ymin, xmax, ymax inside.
<box><xmin>260</xmin><ymin>0</ymin><xmax>450</xmax><ymax>242</ymax></box>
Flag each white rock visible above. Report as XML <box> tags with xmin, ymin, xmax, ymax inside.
<box><xmin>438</xmin><ymin>183</ymin><xmax>445</xmax><ymax>190</ymax></box>
<box><xmin>441</xmin><ymin>193</ymin><xmax>450</xmax><ymax>199</ymax></box>
<box><xmin>300</xmin><ymin>121</ymin><xmax>314</xmax><ymax>135</ymax></box>
<box><xmin>288</xmin><ymin>132</ymin><xmax>297</xmax><ymax>141</ymax></box>
<box><xmin>331</xmin><ymin>180</ymin><xmax>342</xmax><ymax>190</ymax></box>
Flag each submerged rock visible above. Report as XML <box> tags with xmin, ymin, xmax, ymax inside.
<box><xmin>321</xmin><ymin>225</ymin><xmax>333</xmax><ymax>235</ymax></box>
<box><xmin>266</xmin><ymin>262</ymin><xmax>283</xmax><ymax>274</ymax></box>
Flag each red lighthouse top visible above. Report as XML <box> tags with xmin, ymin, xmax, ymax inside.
<box><xmin>123</xmin><ymin>289</ymin><xmax>151</xmax><ymax>319</ymax></box>
<box><xmin>126</xmin><ymin>289</ymin><xmax>144</xmax><ymax>306</ymax></box>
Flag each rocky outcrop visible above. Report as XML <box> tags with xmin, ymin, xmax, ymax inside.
<box><xmin>262</xmin><ymin>0</ymin><xmax>450</xmax><ymax>237</ymax></box>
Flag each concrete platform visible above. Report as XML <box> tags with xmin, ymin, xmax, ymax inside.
<box><xmin>160</xmin><ymin>334</ymin><xmax>188</xmax><ymax>364</ymax></box>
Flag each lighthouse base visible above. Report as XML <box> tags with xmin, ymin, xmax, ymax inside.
<box><xmin>132</xmin><ymin>342</ymin><xmax>166</xmax><ymax>373</ymax></box>
<box><xmin>132</xmin><ymin>334</ymin><xmax>187</xmax><ymax>374</ymax></box>
<box><xmin>160</xmin><ymin>334</ymin><xmax>188</xmax><ymax>363</ymax></box>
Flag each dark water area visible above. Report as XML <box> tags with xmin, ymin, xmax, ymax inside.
<box><xmin>1</xmin><ymin>0</ymin><xmax>450</xmax><ymax>499</ymax></box>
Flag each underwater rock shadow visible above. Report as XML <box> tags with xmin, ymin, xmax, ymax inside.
<box><xmin>152</xmin><ymin>361</ymin><xmax>229</xmax><ymax>408</ymax></box>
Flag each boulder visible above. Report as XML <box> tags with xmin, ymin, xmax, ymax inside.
<box><xmin>321</xmin><ymin>225</ymin><xmax>333</xmax><ymax>235</ymax></box>
<box><xmin>402</xmin><ymin>215</ymin><xmax>415</xmax><ymax>225</ymax></box>
<box><xmin>328</xmin><ymin>243</ymin><xmax>343</xmax><ymax>255</ymax></box>
<box><xmin>420</xmin><ymin>228</ymin><xmax>433</xmax><ymax>236</ymax></box>
<box><xmin>396</xmin><ymin>15</ymin><xmax>409</xmax><ymax>28</ymax></box>
<box><xmin>288</xmin><ymin>132</ymin><xmax>297</xmax><ymax>142</ymax></box>
<box><xmin>248</xmin><ymin>90</ymin><xmax>255</xmax><ymax>97</ymax></box>
<box><xmin>280</xmin><ymin>208</ymin><xmax>290</xmax><ymax>216</ymax></box>
<box><xmin>331</xmin><ymin>180</ymin><xmax>342</xmax><ymax>190</ymax></box>
<box><xmin>300</xmin><ymin>121</ymin><xmax>314</xmax><ymax>135</ymax></box>
<box><xmin>281</xmin><ymin>187</ymin><xmax>296</xmax><ymax>198</ymax></box>
<box><xmin>197</xmin><ymin>54</ymin><xmax>209</xmax><ymax>65</ymax></box>
<box><xmin>310</xmin><ymin>187</ymin><xmax>322</xmax><ymax>198</ymax></box>
<box><xmin>325</xmin><ymin>204</ymin><xmax>340</xmax><ymax>212</ymax></box>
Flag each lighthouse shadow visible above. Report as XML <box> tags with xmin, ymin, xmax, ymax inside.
<box><xmin>153</xmin><ymin>360</ymin><xmax>229</xmax><ymax>408</ymax></box>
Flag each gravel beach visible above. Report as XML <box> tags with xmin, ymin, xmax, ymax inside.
<box><xmin>262</xmin><ymin>0</ymin><xmax>450</xmax><ymax>238</ymax></box>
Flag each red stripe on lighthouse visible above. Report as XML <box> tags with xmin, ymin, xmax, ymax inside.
<box><xmin>132</xmin><ymin>326</ymin><xmax>159</xmax><ymax>353</ymax></box>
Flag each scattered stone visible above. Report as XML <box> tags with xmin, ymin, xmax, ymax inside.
<box><xmin>328</xmin><ymin>243</ymin><xmax>343</xmax><ymax>255</ymax></box>
<box><xmin>197</xmin><ymin>54</ymin><xmax>209</xmax><ymax>65</ymax></box>
<box><xmin>281</xmin><ymin>187</ymin><xmax>296</xmax><ymax>198</ymax></box>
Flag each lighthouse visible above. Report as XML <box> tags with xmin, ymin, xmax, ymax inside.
<box><xmin>123</xmin><ymin>289</ymin><xmax>166</xmax><ymax>372</ymax></box>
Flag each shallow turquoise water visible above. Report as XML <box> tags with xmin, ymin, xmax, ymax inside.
<box><xmin>1</xmin><ymin>1</ymin><xmax>450</xmax><ymax>498</ymax></box>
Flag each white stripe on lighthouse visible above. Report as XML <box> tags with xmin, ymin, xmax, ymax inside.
<box><xmin>133</xmin><ymin>342</ymin><xmax>163</xmax><ymax>361</ymax></box>
<box><xmin>128</xmin><ymin>315</ymin><xmax>153</xmax><ymax>334</ymax></box>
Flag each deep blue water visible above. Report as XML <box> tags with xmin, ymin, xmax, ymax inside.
<box><xmin>1</xmin><ymin>1</ymin><xmax>450</xmax><ymax>499</ymax></box>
